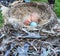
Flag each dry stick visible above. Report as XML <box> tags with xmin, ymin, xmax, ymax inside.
<box><xmin>27</xmin><ymin>39</ymin><xmax>38</xmax><ymax>52</ymax></box>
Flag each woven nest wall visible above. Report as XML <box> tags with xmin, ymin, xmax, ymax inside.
<box><xmin>0</xmin><ymin>2</ymin><xmax>60</xmax><ymax>56</ymax></box>
<box><xmin>7</xmin><ymin>2</ymin><xmax>58</xmax><ymax>30</ymax></box>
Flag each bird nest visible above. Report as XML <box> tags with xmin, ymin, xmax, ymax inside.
<box><xmin>0</xmin><ymin>2</ymin><xmax>60</xmax><ymax>56</ymax></box>
<box><xmin>8</xmin><ymin>2</ymin><xmax>57</xmax><ymax>30</ymax></box>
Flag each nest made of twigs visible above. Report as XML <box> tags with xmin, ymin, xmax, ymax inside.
<box><xmin>8</xmin><ymin>2</ymin><xmax>57</xmax><ymax>26</ymax></box>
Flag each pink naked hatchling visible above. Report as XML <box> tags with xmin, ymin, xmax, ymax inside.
<box><xmin>24</xmin><ymin>13</ymin><xmax>39</xmax><ymax>26</ymax></box>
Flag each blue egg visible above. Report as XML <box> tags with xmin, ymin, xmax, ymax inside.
<box><xmin>24</xmin><ymin>0</ymin><xmax>30</xmax><ymax>2</ymax></box>
<box><xmin>30</xmin><ymin>22</ymin><xmax>37</xmax><ymax>26</ymax></box>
